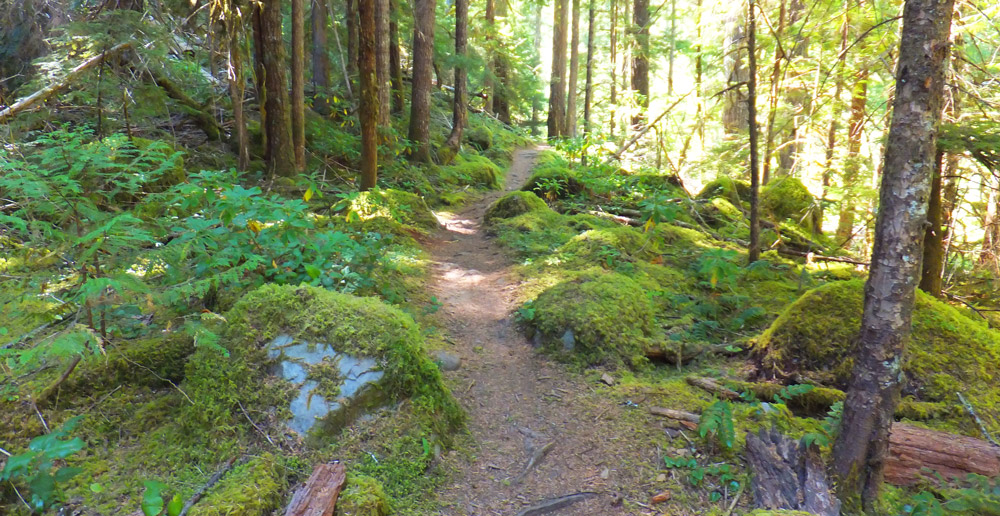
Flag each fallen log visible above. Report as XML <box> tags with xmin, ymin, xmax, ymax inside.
<box><xmin>685</xmin><ymin>376</ymin><xmax>739</xmax><ymax>400</ymax></box>
<box><xmin>745</xmin><ymin>427</ymin><xmax>841</xmax><ymax>516</ymax></box>
<box><xmin>648</xmin><ymin>407</ymin><xmax>700</xmax><ymax>423</ymax></box>
<box><xmin>146</xmin><ymin>68</ymin><xmax>224</xmax><ymax>141</ymax></box>
<box><xmin>0</xmin><ymin>42</ymin><xmax>133</xmax><ymax>123</ymax></box>
<box><xmin>284</xmin><ymin>463</ymin><xmax>347</xmax><ymax>516</ymax></box>
<box><xmin>885</xmin><ymin>423</ymin><xmax>1000</xmax><ymax>486</ymax></box>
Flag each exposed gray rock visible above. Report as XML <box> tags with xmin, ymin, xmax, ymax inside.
<box><xmin>434</xmin><ymin>350</ymin><xmax>462</xmax><ymax>371</ymax></box>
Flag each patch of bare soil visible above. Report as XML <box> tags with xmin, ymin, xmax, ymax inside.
<box><xmin>427</xmin><ymin>149</ymin><xmax>667</xmax><ymax>515</ymax></box>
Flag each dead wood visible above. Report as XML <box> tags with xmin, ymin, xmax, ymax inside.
<box><xmin>885</xmin><ymin>422</ymin><xmax>1000</xmax><ymax>486</ymax></box>
<box><xmin>284</xmin><ymin>463</ymin><xmax>347</xmax><ymax>516</ymax></box>
<box><xmin>145</xmin><ymin>68</ymin><xmax>224</xmax><ymax>141</ymax></box>
<box><xmin>514</xmin><ymin>492</ymin><xmax>599</xmax><ymax>516</ymax></box>
<box><xmin>648</xmin><ymin>407</ymin><xmax>700</xmax><ymax>423</ymax></box>
<box><xmin>685</xmin><ymin>376</ymin><xmax>739</xmax><ymax>400</ymax></box>
<box><xmin>513</xmin><ymin>441</ymin><xmax>555</xmax><ymax>484</ymax></box>
<box><xmin>0</xmin><ymin>42</ymin><xmax>132</xmax><ymax>123</ymax></box>
<box><xmin>178</xmin><ymin>457</ymin><xmax>238</xmax><ymax>516</ymax></box>
<box><xmin>745</xmin><ymin>427</ymin><xmax>840</xmax><ymax>516</ymax></box>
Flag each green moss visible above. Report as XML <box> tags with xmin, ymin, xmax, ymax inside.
<box><xmin>442</xmin><ymin>154</ymin><xmax>503</xmax><ymax>189</ymax></box>
<box><xmin>346</xmin><ymin>189</ymin><xmax>440</xmax><ymax>232</ymax></box>
<box><xmin>126</xmin><ymin>137</ymin><xmax>187</xmax><ymax>191</ymax></box>
<box><xmin>558</xmin><ymin>227</ymin><xmax>650</xmax><ymax>264</ymax></box>
<box><xmin>464</xmin><ymin>125</ymin><xmax>493</xmax><ymax>151</ymax></box>
<box><xmin>220</xmin><ymin>284</ymin><xmax>464</xmax><ymax>435</ymax></box>
<box><xmin>521</xmin><ymin>165</ymin><xmax>585</xmax><ymax>200</ymax></box>
<box><xmin>747</xmin><ymin>511</ymin><xmax>815</xmax><ymax>516</ymax></box>
<box><xmin>188</xmin><ymin>454</ymin><xmax>289</xmax><ymax>516</ymax></box>
<box><xmin>530</xmin><ymin>271</ymin><xmax>657</xmax><ymax>367</ymax></box>
<box><xmin>699</xmin><ymin>198</ymin><xmax>745</xmax><ymax>229</ymax></box>
<box><xmin>484</xmin><ymin>191</ymin><xmax>551</xmax><ymax>224</ymax></box>
<box><xmin>756</xmin><ymin>279</ymin><xmax>1000</xmax><ymax>434</ymax></box>
<box><xmin>697</xmin><ymin>177</ymin><xmax>751</xmax><ymax>205</ymax></box>
<box><xmin>336</xmin><ymin>474</ymin><xmax>391</xmax><ymax>516</ymax></box>
<box><xmin>64</xmin><ymin>332</ymin><xmax>194</xmax><ymax>397</ymax></box>
<box><xmin>760</xmin><ymin>177</ymin><xmax>820</xmax><ymax>231</ymax></box>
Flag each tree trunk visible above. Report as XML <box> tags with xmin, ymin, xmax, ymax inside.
<box><xmin>358</xmin><ymin>0</ymin><xmax>377</xmax><ymax>190</ymax></box>
<box><xmin>831</xmin><ymin>0</ymin><xmax>955</xmax><ymax>510</ymax></box>
<box><xmin>444</xmin><ymin>0</ymin><xmax>467</xmax><ymax>151</ymax></box>
<box><xmin>582</xmin><ymin>0</ymin><xmax>596</xmax><ymax>165</ymax></box>
<box><xmin>920</xmin><ymin>150</ymin><xmax>946</xmax><ymax>297</ymax></box>
<box><xmin>630</xmin><ymin>0</ymin><xmax>649</xmax><ymax>127</ymax></box>
<box><xmin>311</xmin><ymin>0</ymin><xmax>331</xmax><ymax>94</ymax></box>
<box><xmin>761</xmin><ymin>0</ymin><xmax>787</xmax><ymax>185</ymax></box>
<box><xmin>608</xmin><ymin>0</ymin><xmax>618</xmax><ymax>138</ymax></box>
<box><xmin>374</xmin><ymin>0</ymin><xmax>391</xmax><ymax>127</ymax></box>
<box><xmin>493</xmin><ymin>0</ymin><xmax>511</xmax><ymax>124</ymax></box>
<box><xmin>407</xmin><ymin>0</ymin><xmax>435</xmax><ymax>162</ymax></box>
<box><xmin>484</xmin><ymin>0</ymin><xmax>495</xmax><ymax>114</ymax></box>
<box><xmin>257</xmin><ymin>0</ymin><xmax>296</xmax><ymax>177</ymax></box>
<box><xmin>346</xmin><ymin>0</ymin><xmax>358</xmax><ymax>85</ymax></box>
<box><xmin>547</xmin><ymin>0</ymin><xmax>568</xmax><ymax>139</ymax></box>
<box><xmin>566</xmin><ymin>0</ymin><xmax>580</xmax><ymax>137</ymax></box>
<box><xmin>835</xmin><ymin>73</ymin><xmax>869</xmax><ymax>245</ymax></box>
<box><xmin>747</xmin><ymin>0</ymin><xmax>760</xmax><ymax>264</ymax></box>
<box><xmin>775</xmin><ymin>0</ymin><xmax>807</xmax><ymax>175</ymax></box>
<box><xmin>722</xmin><ymin>2</ymin><xmax>748</xmax><ymax>134</ymax></box>
<box><xmin>667</xmin><ymin>0</ymin><xmax>675</xmax><ymax>95</ymax></box>
<box><xmin>388</xmin><ymin>0</ymin><xmax>404</xmax><ymax>114</ymax></box>
<box><xmin>292</xmin><ymin>0</ymin><xmax>306</xmax><ymax>171</ymax></box>
<box><xmin>530</xmin><ymin>2</ymin><xmax>542</xmax><ymax>135</ymax></box>
<box><xmin>227</xmin><ymin>4</ymin><xmax>249</xmax><ymax>170</ymax></box>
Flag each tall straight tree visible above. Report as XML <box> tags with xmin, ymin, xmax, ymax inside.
<box><xmin>291</xmin><ymin>0</ymin><xmax>306</xmax><ymax>171</ymax></box>
<box><xmin>255</xmin><ymin>0</ymin><xmax>295</xmax><ymax>177</ymax></box>
<box><xmin>582</xmin><ymin>0</ymin><xmax>596</xmax><ymax>164</ymax></box>
<box><xmin>747</xmin><ymin>0</ymin><xmax>760</xmax><ymax>263</ymax></box>
<box><xmin>358</xmin><ymin>0</ymin><xmax>377</xmax><ymax>190</ymax></box>
<box><xmin>484</xmin><ymin>0</ymin><xmax>496</xmax><ymax>114</ymax></box>
<box><xmin>548</xmin><ymin>0</ymin><xmax>569</xmax><ymax>138</ymax></box>
<box><xmin>831</xmin><ymin>0</ymin><xmax>955</xmax><ymax>510</ymax></box>
<box><xmin>311</xmin><ymin>0</ymin><xmax>331</xmax><ymax>94</ymax></box>
<box><xmin>493</xmin><ymin>0</ymin><xmax>511</xmax><ymax>124</ymax></box>
<box><xmin>346</xmin><ymin>0</ymin><xmax>358</xmax><ymax>82</ymax></box>
<box><xmin>374</xmin><ymin>0</ymin><xmax>391</xmax><ymax>126</ymax></box>
<box><xmin>407</xmin><ymin>0</ymin><xmax>435</xmax><ymax>162</ymax></box>
<box><xmin>608</xmin><ymin>0</ymin><xmax>617</xmax><ymax>136</ymax></box>
<box><xmin>444</xmin><ymin>0</ymin><xmax>467</xmax><ymax>151</ymax></box>
<box><xmin>566</xmin><ymin>0</ymin><xmax>580</xmax><ymax>136</ymax></box>
<box><xmin>225</xmin><ymin>0</ymin><xmax>249</xmax><ymax>170</ymax></box>
<box><xmin>630</xmin><ymin>0</ymin><xmax>649</xmax><ymax>126</ymax></box>
<box><xmin>388</xmin><ymin>0</ymin><xmax>404</xmax><ymax>114</ymax></box>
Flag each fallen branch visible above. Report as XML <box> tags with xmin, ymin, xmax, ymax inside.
<box><xmin>686</xmin><ymin>376</ymin><xmax>739</xmax><ymax>400</ymax></box>
<box><xmin>610</xmin><ymin>91</ymin><xmax>693</xmax><ymax>160</ymax></box>
<box><xmin>177</xmin><ymin>457</ymin><xmax>238</xmax><ymax>516</ymax></box>
<box><xmin>284</xmin><ymin>463</ymin><xmax>347</xmax><ymax>516</ymax></box>
<box><xmin>513</xmin><ymin>441</ymin><xmax>555</xmax><ymax>484</ymax></box>
<box><xmin>647</xmin><ymin>407</ymin><xmax>700</xmax><ymax>423</ymax></box>
<box><xmin>146</xmin><ymin>67</ymin><xmax>224</xmax><ymax>141</ymax></box>
<box><xmin>0</xmin><ymin>42</ymin><xmax>133</xmax><ymax>123</ymax></box>
<box><xmin>514</xmin><ymin>492</ymin><xmax>599</xmax><ymax>516</ymax></box>
<box><xmin>957</xmin><ymin>392</ymin><xmax>1000</xmax><ymax>447</ymax></box>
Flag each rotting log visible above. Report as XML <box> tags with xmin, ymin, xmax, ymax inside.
<box><xmin>885</xmin><ymin>423</ymin><xmax>1000</xmax><ymax>486</ymax></box>
<box><xmin>0</xmin><ymin>43</ymin><xmax>133</xmax><ymax>123</ymax></box>
<box><xmin>648</xmin><ymin>407</ymin><xmax>700</xmax><ymax>423</ymax></box>
<box><xmin>686</xmin><ymin>376</ymin><xmax>739</xmax><ymax>400</ymax></box>
<box><xmin>745</xmin><ymin>427</ymin><xmax>841</xmax><ymax>516</ymax></box>
<box><xmin>284</xmin><ymin>463</ymin><xmax>347</xmax><ymax>516</ymax></box>
<box><xmin>146</xmin><ymin>68</ymin><xmax>224</xmax><ymax>141</ymax></box>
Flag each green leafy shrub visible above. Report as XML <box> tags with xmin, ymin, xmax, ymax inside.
<box><xmin>521</xmin><ymin>166</ymin><xmax>585</xmax><ymax>200</ymax></box>
<box><xmin>0</xmin><ymin>416</ymin><xmax>85</xmax><ymax>512</ymax></box>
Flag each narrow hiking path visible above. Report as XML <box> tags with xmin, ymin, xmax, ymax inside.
<box><xmin>426</xmin><ymin>148</ymin><xmax>664</xmax><ymax>515</ymax></box>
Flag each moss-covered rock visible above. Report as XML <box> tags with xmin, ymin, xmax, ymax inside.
<box><xmin>484</xmin><ymin>191</ymin><xmax>551</xmax><ymax>223</ymax></box>
<box><xmin>699</xmin><ymin>197</ymin><xmax>746</xmax><ymax>229</ymax></box>
<box><xmin>336</xmin><ymin>473</ymin><xmax>391</xmax><ymax>516</ymax></box>
<box><xmin>530</xmin><ymin>271</ymin><xmax>657</xmax><ymax>367</ymax></box>
<box><xmin>697</xmin><ymin>176</ymin><xmax>751</xmax><ymax>205</ymax></box>
<box><xmin>755</xmin><ymin>279</ymin><xmax>1000</xmax><ymax>432</ymax></box>
<box><xmin>559</xmin><ymin>226</ymin><xmax>651</xmax><ymax>265</ymax></box>
<box><xmin>464</xmin><ymin>125</ymin><xmax>493</xmax><ymax>151</ymax></box>
<box><xmin>345</xmin><ymin>188</ymin><xmax>440</xmax><ymax>232</ymax></box>
<box><xmin>442</xmin><ymin>155</ymin><xmax>503</xmax><ymax>189</ymax></box>
<box><xmin>760</xmin><ymin>177</ymin><xmax>819</xmax><ymax>231</ymax></box>
<box><xmin>521</xmin><ymin>165</ymin><xmax>585</xmax><ymax>200</ymax></box>
<box><xmin>214</xmin><ymin>284</ymin><xmax>463</xmax><ymax>438</ymax></box>
<box><xmin>188</xmin><ymin>454</ymin><xmax>289</xmax><ymax>516</ymax></box>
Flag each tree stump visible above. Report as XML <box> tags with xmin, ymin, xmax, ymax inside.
<box><xmin>745</xmin><ymin>428</ymin><xmax>841</xmax><ymax>516</ymax></box>
<box><xmin>284</xmin><ymin>463</ymin><xmax>347</xmax><ymax>516</ymax></box>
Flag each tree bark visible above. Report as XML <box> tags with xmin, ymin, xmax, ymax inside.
<box><xmin>388</xmin><ymin>0</ymin><xmax>404</xmax><ymax>114</ymax></box>
<box><xmin>484</xmin><ymin>0</ymin><xmax>496</xmax><ymax>115</ymax></box>
<box><xmin>284</xmin><ymin>463</ymin><xmax>347</xmax><ymax>516</ymax></box>
<box><xmin>761</xmin><ymin>0</ymin><xmax>787</xmax><ymax>185</ymax></box>
<box><xmin>257</xmin><ymin>0</ymin><xmax>296</xmax><ymax>177</ymax></box>
<box><xmin>722</xmin><ymin>1</ymin><xmax>748</xmax><ymax>134</ymax></box>
<box><xmin>292</xmin><ymin>0</ymin><xmax>307</xmax><ymax>171</ymax></box>
<box><xmin>374</xmin><ymin>0</ymin><xmax>391</xmax><ymax>127</ymax></box>
<box><xmin>493</xmin><ymin>0</ymin><xmax>511</xmax><ymax>124</ymax></box>
<box><xmin>831</xmin><ymin>0</ymin><xmax>955</xmax><ymax>510</ymax></box>
<box><xmin>226</xmin><ymin>5</ymin><xmax>249</xmax><ymax>170</ymax></box>
<box><xmin>444</xmin><ymin>0</ymin><xmax>467</xmax><ymax>151</ymax></box>
<box><xmin>885</xmin><ymin>423</ymin><xmax>1000</xmax><ymax>486</ymax></box>
<box><xmin>530</xmin><ymin>2</ymin><xmax>542</xmax><ymax>135</ymax></box>
<box><xmin>345</xmin><ymin>0</ymin><xmax>358</xmax><ymax>84</ymax></box>
<box><xmin>920</xmin><ymin>149</ymin><xmax>947</xmax><ymax>297</ymax></box>
<box><xmin>547</xmin><ymin>0</ymin><xmax>568</xmax><ymax>139</ymax></box>
<box><xmin>582</xmin><ymin>0</ymin><xmax>596</xmax><ymax>165</ymax></box>
<box><xmin>311</xmin><ymin>0</ymin><xmax>331</xmax><ymax>94</ymax></box>
<box><xmin>747</xmin><ymin>0</ymin><xmax>760</xmax><ymax>264</ymax></box>
<box><xmin>608</xmin><ymin>0</ymin><xmax>618</xmax><ymax>138</ymax></box>
<box><xmin>630</xmin><ymin>0</ymin><xmax>649</xmax><ymax>127</ymax></box>
<box><xmin>566</xmin><ymin>0</ymin><xmax>581</xmax><ymax>137</ymax></box>
<box><xmin>407</xmin><ymin>0</ymin><xmax>435</xmax><ymax>162</ymax></box>
<box><xmin>358</xmin><ymin>0</ymin><xmax>378</xmax><ymax>190</ymax></box>
<box><xmin>835</xmin><ymin>73</ymin><xmax>869</xmax><ymax>245</ymax></box>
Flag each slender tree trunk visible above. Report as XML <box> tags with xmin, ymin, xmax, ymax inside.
<box><xmin>566</xmin><ymin>0</ymin><xmax>581</xmax><ymax>137</ymax></box>
<box><xmin>695</xmin><ymin>0</ymin><xmax>703</xmax><ymax>148</ymax></box>
<box><xmin>257</xmin><ymin>0</ymin><xmax>296</xmax><ymax>177</ymax></box>
<box><xmin>227</xmin><ymin>2</ymin><xmax>249</xmax><ymax>170</ymax></box>
<box><xmin>484</xmin><ymin>0</ymin><xmax>496</xmax><ymax>114</ymax></box>
<box><xmin>388</xmin><ymin>0</ymin><xmax>404</xmax><ymax>114</ymax></box>
<box><xmin>761</xmin><ymin>0</ymin><xmax>787</xmax><ymax>185</ymax></box>
<box><xmin>444</xmin><ymin>0</ymin><xmax>467</xmax><ymax>151</ymax></box>
<box><xmin>630</xmin><ymin>0</ymin><xmax>649</xmax><ymax>127</ymax></box>
<box><xmin>312</xmin><ymin>0</ymin><xmax>331</xmax><ymax>94</ymax></box>
<box><xmin>747</xmin><ymin>0</ymin><xmax>760</xmax><ymax>264</ymax></box>
<box><xmin>346</xmin><ymin>0</ymin><xmax>358</xmax><ymax>84</ymax></box>
<box><xmin>251</xmin><ymin>8</ymin><xmax>267</xmax><ymax>157</ymax></box>
<box><xmin>609</xmin><ymin>0</ymin><xmax>618</xmax><ymax>138</ymax></box>
<box><xmin>292</xmin><ymin>0</ymin><xmax>306</xmax><ymax>171</ymax></box>
<box><xmin>375</xmin><ymin>0</ymin><xmax>391</xmax><ymax>126</ymax></box>
<box><xmin>530</xmin><ymin>2</ymin><xmax>542</xmax><ymax>135</ymax></box>
<box><xmin>582</xmin><ymin>0</ymin><xmax>596</xmax><ymax>165</ymax></box>
<box><xmin>668</xmin><ymin>0</ymin><xmax>675</xmax><ymax>95</ymax></box>
<box><xmin>358</xmin><ymin>0</ymin><xmax>377</xmax><ymax>190</ymax></box>
<box><xmin>776</xmin><ymin>0</ymin><xmax>806</xmax><ymax>174</ymax></box>
<box><xmin>920</xmin><ymin>149</ymin><xmax>946</xmax><ymax>296</ymax></box>
<box><xmin>407</xmin><ymin>0</ymin><xmax>435</xmax><ymax>162</ymax></box>
<box><xmin>494</xmin><ymin>0</ymin><xmax>511</xmax><ymax>124</ymax></box>
<box><xmin>722</xmin><ymin>1</ymin><xmax>748</xmax><ymax>134</ymax></box>
<box><xmin>547</xmin><ymin>0</ymin><xmax>569</xmax><ymax>139</ymax></box>
<box><xmin>835</xmin><ymin>73</ymin><xmax>868</xmax><ymax>244</ymax></box>
<box><xmin>821</xmin><ymin>5</ymin><xmax>851</xmax><ymax>206</ymax></box>
<box><xmin>831</xmin><ymin>0</ymin><xmax>955</xmax><ymax>510</ymax></box>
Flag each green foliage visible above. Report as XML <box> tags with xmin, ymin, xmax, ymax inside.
<box><xmin>1</xmin><ymin>416</ymin><xmax>85</xmax><ymax>512</ymax></box>
<box><xmin>899</xmin><ymin>475</ymin><xmax>1000</xmax><ymax>516</ymax></box>
<box><xmin>695</xmin><ymin>249</ymin><xmax>742</xmax><ymax>290</ymax></box>
<box><xmin>521</xmin><ymin>165</ymin><xmax>585</xmax><ymax>201</ymax></box>
<box><xmin>698</xmin><ymin>400</ymin><xmax>736</xmax><ymax>450</ymax></box>
<box><xmin>760</xmin><ymin>177</ymin><xmax>821</xmax><ymax>233</ymax></box>
<box><xmin>140</xmin><ymin>481</ymin><xmax>182</xmax><ymax>516</ymax></box>
<box><xmin>337</xmin><ymin>474</ymin><xmax>391</xmax><ymax>516</ymax></box>
<box><xmin>663</xmin><ymin>456</ymin><xmax>740</xmax><ymax>492</ymax></box>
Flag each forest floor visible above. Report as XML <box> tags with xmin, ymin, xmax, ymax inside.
<box><xmin>426</xmin><ymin>148</ymin><xmax>665</xmax><ymax>515</ymax></box>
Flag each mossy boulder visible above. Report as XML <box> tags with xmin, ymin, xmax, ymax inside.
<box><xmin>464</xmin><ymin>125</ymin><xmax>493</xmax><ymax>151</ymax></box>
<box><xmin>699</xmin><ymin>197</ymin><xmax>746</xmax><ymax>229</ymax></box>
<box><xmin>559</xmin><ymin>226</ymin><xmax>651</xmax><ymax>265</ymax></box>
<box><xmin>336</xmin><ymin>474</ymin><xmax>391</xmax><ymax>516</ymax></box>
<box><xmin>760</xmin><ymin>176</ymin><xmax>820</xmax><ymax>231</ymax></box>
<box><xmin>697</xmin><ymin>176</ymin><xmax>751</xmax><ymax>205</ymax></box>
<box><xmin>529</xmin><ymin>271</ymin><xmax>657</xmax><ymax>367</ymax></box>
<box><xmin>188</xmin><ymin>454</ymin><xmax>289</xmax><ymax>516</ymax></box>
<box><xmin>755</xmin><ymin>280</ymin><xmax>1000</xmax><ymax>432</ymax></box>
<box><xmin>443</xmin><ymin>155</ymin><xmax>503</xmax><ymax>189</ymax></box>
<box><xmin>521</xmin><ymin>165</ymin><xmax>585</xmax><ymax>200</ymax></box>
<box><xmin>484</xmin><ymin>191</ymin><xmax>551</xmax><ymax>223</ymax></box>
<box><xmin>191</xmin><ymin>284</ymin><xmax>463</xmax><ymax>440</ymax></box>
<box><xmin>345</xmin><ymin>188</ymin><xmax>440</xmax><ymax>232</ymax></box>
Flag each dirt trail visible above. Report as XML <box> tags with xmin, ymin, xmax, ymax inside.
<box><xmin>427</xmin><ymin>148</ymin><xmax>659</xmax><ymax>515</ymax></box>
